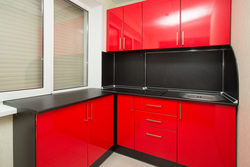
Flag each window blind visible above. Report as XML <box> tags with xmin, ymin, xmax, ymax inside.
<box><xmin>54</xmin><ymin>0</ymin><xmax>88</xmax><ymax>90</ymax></box>
<box><xmin>0</xmin><ymin>0</ymin><xmax>43</xmax><ymax>92</ymax></box>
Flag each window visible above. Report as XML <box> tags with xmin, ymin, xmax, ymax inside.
<box><xmin>0</xmin><ymin>0</ymin><xmax>43</xmax><ymax>92</ymax></box>
<box><xmin>54</xmin><ymin>0</ymin><xmax>88</xmax><ymax>90</ymax></box>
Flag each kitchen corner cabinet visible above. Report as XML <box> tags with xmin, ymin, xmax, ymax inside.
<box><xmin>107</xmin><ymin>3</ymin><xmax>142</xmax><ymax>52</ymax></box>
<box><xmin>178</xmin><ymin>101</ymin><xmax>236</xmax><ymax>167</ymax></box>
<box><xmin>181</xmin><ymin>0</ymin><xmax>231</xmax><ymax>47</ymax></box>
<box><xmin>117</xmin><ymin>94</ymin><xmax>135</xmax><ymax>149</ymax></box>
<box><xmin>36</xmin><ymin>95</ymin><xmax>114</xmax><ymax>167</ymax></box>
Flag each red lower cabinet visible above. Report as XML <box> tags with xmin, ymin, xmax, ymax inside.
<box><xmin>36</xmin><ymin>95</ymin><xmax>114</xmax><ymax>167</ymax></box>
<box><xmin>36</xmin><ymin>103</ymin><xmax>88</xmax><ymax>167</ymax></box>
<box><xmin>178</xmin><ymin>101</ymin><xmax>236</xmax><ymax>167</ymax></box>
<box><xmin>117</xmin><ymin>95</ymin><xmax>135</xmax><ymax>149</ymax></box>
<box><xmin>135</xmin><ymin>124</ymin><xmax>177</xmax><ymax>162</ymax></box>
<box><xmin>88</xmin><ymin>95</ymin><xmax>114</xmax><ymax>166</ymax></box>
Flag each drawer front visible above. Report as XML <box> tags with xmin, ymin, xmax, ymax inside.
<box><xmin>135</xmin><ymin>97</ymin><xmax>177</xmax><ymax>115</ymax></box>
<box><xmin>135</xmin><ymin>124</ymin><xmax>177</xmax><ymax>162</ymax></box>
<box><xmin>135</xmin><ymin>110</ymin><xmax>177</xmax><ymax>131</ymax></box>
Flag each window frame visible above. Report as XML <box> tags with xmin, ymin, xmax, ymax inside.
<box><xmin>0</xmin><ymin>0</ymin><xmax>98</xmax><ymax>102</ymax></box>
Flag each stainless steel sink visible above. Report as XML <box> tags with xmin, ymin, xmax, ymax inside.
<box><xmin>180</xmin><ymin>93</ymin><xmax>224</xmax><ymax>102</ymax></box>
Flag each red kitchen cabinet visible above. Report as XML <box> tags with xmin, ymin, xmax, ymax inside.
<box><xmin>117</xmin><ymin>94</ymin><xmax>135</xmax><ymax>149</ymax></box>
<box><xmin>181</xmin><ymin>0</ymin><xmax>231</xmax><ymax>47</ymax></box>
<box><xmin>135</xmin><ymin>124</ymin><xmax>177</xmax><ymax>162</ymax></box>
<box><xmin>36</xmin><ymin>103</ymin><xmax>88</xmax><ymax>167</ymax></box>
<box><xmin>87</xmin><ymin>95</ymin><xmax>114</xmax><ymax>166</ymax></box>
<box><xmin>135</xmin><ymin>96</ymin><xmax>177</xmax><ymax>116</ymax></box>
<box><xmin>36</xmin><ymin>95</ymin><xmax>114</xmax><ymax>167</ymax></box>
<box><xmin>107</xmin><ymin>3</ymin><xmax>142</xmax><ymax>51</ymax></box>
<box><xmin>142</xmin><ymin>0</ymin><xmax>181</xmax><ymax>49</ymax></box>
<box><xmin>178</xmin><ymin>101</ymin><xmax>236</xmax><ymax>167</ymax></box>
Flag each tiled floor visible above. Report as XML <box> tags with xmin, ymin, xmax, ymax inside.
<box><xmin>100</xmin><ymin>152</ymin><xmax>156</xmax><ymax>167</ymax></box>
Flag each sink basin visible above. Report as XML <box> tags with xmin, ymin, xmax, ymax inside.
<box><xmin>180</xmin><ymin>93</ymin><xmax>224</xmax><ymax>102</ymax></box>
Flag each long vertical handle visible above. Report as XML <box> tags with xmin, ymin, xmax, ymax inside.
<box><xmin>179</xmin><ymin>103</ymin><xmax>182</xmax><ymax>120</ymax></box>
<box><xmin>89</xmin><ymin>103</ymin><xmax>93</xmax><ymax>119</ymax></box>
<box><xmin>182</xmin><ymin>31</ymin><xmax>184</xmax><ymax>46</ymax></box>
<box><xmin>85</xmin><ymin>104</ymin><xmax>88</xmax><ymax>122</ymax></box>
<box><xmin>119</xmin><ymin>38</ymin><xmax>122</xmax><ymax>50</ymax></box>
<box><xmin>131</xmin><ymin>98</ymin><xmax>133</xmax><ymax>112</ymax></box>
<box><xmin>123</xmin><ymin>37</ymin><xmax>126</xmax><ymax>50</ymax></box>
<box><xmin>176</xmin><ymin>32</ymin><xmax>179</xmax><ymax>46</ymax></box>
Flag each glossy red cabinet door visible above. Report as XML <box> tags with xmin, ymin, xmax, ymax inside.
<box><xmin>142</xmin><ymin>0</ymin><xmax>180</xmax><ymax>49</ymax></box>
<box><xmin>107</xmin><ymin>7</ymin><xmax>123</xmax><ymax>52</ymax></box>
<box><xmin>117</xmin><ymin>95</ymin><xmax>135</xmax><ymax>149</ymax></box>
<box><xmin>135</xmin><ymin>124</ymin><xmax>177</xmax><ymax>162</ymax></box>
<box><xmin>181</xmin><ymin>0</ymin><xmax>231</xmax><ymax>47</ymax></box>
<box><xmin>123</xmin><ymin>3</ymin><xmax>142</xmax><ymax>51</ymax></box>
<box><xmin>36</xmin><ymin>103</ymin><xmax>88</xmax><ymax>167</ymax></box>
<box><xmin>88</xmin><ymin>95</ymin><xmax>114</xmax><ymax>166</ymax></box>
<box><xmin>178</xmin><ymin>101</ymin><xmax>236</xmax><ymax>167</ymax></box>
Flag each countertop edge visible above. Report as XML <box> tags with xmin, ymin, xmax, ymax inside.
<box><xmin>4</xmin><ymin>89</ymin><xmax>114</xmax><ymax>114</ymax></box>
<box><xmin>103</xmin><ymin>90</ymin><xmax>238</xmax><ymax>107</ymax></box>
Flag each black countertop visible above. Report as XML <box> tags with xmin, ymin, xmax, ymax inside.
<box><xmin>4</xmin><ymin>88</ymin><xmax>114</xmax><ymax>114</ymax></box>
<box><xmin>103</xmin><ymin>87</ymin><xmax>238</xmax><ymax>106</ymax></box>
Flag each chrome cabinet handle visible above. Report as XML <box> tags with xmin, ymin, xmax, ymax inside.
<box><xmin>85</xmin><ymin>104</ymin><xmax>88</xmax><ymax>122</ymax></box>
<box><xmin>146</xmin><ymin>104</ymin><xmax>162</xmax><ymax>108</ymax></box>
<box><xmin>146</xmin><ymin>119</ymin><xmax>162</xmax><ymax>123</ymax></box>
<box><xmin>179</xmin><ymin>103</ymin><xmax>182</xmax><ymax>120</ymax></box>
<box><xmin>89</xmin><ymin>103</ymin><xmax>93</xmax><ymax>119</ymax></box>
<box><xmin>131</xmin><ymin>98</ymin><xmax>133</xmax><ymax>112</ymax></box>
<box><xmin>119</xmin><ymin>38</ymin><xmax>122</xmax><ymax>50</ymax></box>
<box><xmin>182</xmin><ymin>31</ymin><xmax>184</xmax><ymax>46</ymax></box>
<box><xmin>123</xmin><ymin>37</ymin><xmax>125</xmax><ymax>49</ymax></box>
<box><xmin>176</xmin><ymin>32</ymin><xmax>178</xmax><ymax>46</ymax></box>
<box><xmin>146</xmin><ymin>132</ymin><xmax>162</xmax><ymax>138</ymax></box>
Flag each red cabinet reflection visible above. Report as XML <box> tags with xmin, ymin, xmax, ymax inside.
<box><xmin>142</xmin><ymin>0</ymin><xmax>181</xmax><ymax>49</ymax></box>
<box><xmin>181</xmin><ymin>0</ymin><xmax>231</xmax><ymax>47</ymax></box>
<box><xmin>36</xmin><ymin>95</ymin><xmax>114</xmax><ymax>167</ymax></box>
<box><xmin>36</xmin><ymin>103</ymin><xmax>88</xmax><ymax>167</ymax></box>
<box><xmin>117</xmin><ymin>94</ymin><xmax>135</xmax><ymax>149</ymax></box>
<box><xmin>178</xmin><ymin>101</ymin><xmax>236</xmax><ymax>167</ymax></box>
<box><xmin>88</xmin><ymin>95</ymin><xmax>114</xmax><ymax>166</ymax></box>
<box><xmin>107</xmin><ymin>3</ymin><xmax>142</xmax><ymax>51</ymax></box>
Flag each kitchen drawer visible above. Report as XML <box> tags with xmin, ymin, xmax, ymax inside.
<box><xmin>135</xmin><ymin>110</ymin><xmax>177</xmax><ymax>131</ymax></box>
<box><xmin>135</xmin><ymin>124</ymin><xmax>177</xmax><ymax>162</ymax></box>
<box><xmin>134</xmin><ymin>97</ymin><xmax>177</xmax><ymax>115</ymax></box>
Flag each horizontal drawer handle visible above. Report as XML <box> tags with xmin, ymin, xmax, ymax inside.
<box><xmin>146</xmin><ymin>132</ymin><xmax>162</xmax><ymax>138</ymax></box>
<box><xmin>146</xmin><ymin>104</ymin><xmax>162</xmax><ymax>108</ymax></box>
<box><xmin>146</xmin><ymin>119</ymin><xmax>162</xmax><ymax>123</ymax></box>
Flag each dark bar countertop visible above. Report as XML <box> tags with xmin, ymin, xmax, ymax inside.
<box><xmin>4</xmin><ymin>88</ymin><xmax>114</xmax><ymax>114</ymax></box>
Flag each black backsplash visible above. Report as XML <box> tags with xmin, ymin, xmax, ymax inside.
<box><xmin>115</xmin><ymin>52</ymin><xmax>145</xmax><ymax>87</ymax></box>
<box><xmin>224</xmin><ymin>49</ymin><xmax>239</xmax><ymax>99</ymax></box>
<box><xmin>102</xmin><ymin>46</ymin><xmax>239</xmax><ymax>99</ymax></box>
<box><xmin>102</xmin><ymin>52</ymin><xmax>114</xmax><ymax>86</ymax></box>
<box><xmin>146</xmin><ymin>51</ymin><xmax>223</xmax><ymax>91</ymax></box>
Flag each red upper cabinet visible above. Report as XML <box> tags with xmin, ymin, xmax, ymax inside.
<box><xmin>117</xmin><ymin>94</ymin><xmax>135</xmax><ymax>149</ymax></box>
<box><xmin>178</xmin><ymin>101</ymin><xmax>236</xmax><ymax>167</ymax></box>
<box><xmin>142</xmin><ymin>0</ymin><xmax>181</xmax><ymax>49</ymax></box>
<box><xmin>181</xmin><ymin>0</ymin><xmax>231</xmax><ymax>47</ymax></box>
<box><xmin>88</xmin><ymin>95</ymin><xmax>114</xmax><ymax>166</ymax></box>
<box><xmin>107</xmin><ymin>7</ymin><xmax>123</xmax><ymax>52</ymax></box>
<box><xmin>107</xmin><ymin>3</ymin><xmax>142</xmax><ymax>52</ymax></box>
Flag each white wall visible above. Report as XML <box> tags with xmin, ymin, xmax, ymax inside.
<box><xmin>0</xmin><ymin>115</ymin><xmax>13</xmax><ymax>167</ymax></box>
<box><xmin>231</xmin><ymin>0</ymin><xmax>250</xmax><ymax>166</ymax></box>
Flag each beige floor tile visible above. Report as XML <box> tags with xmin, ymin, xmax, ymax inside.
<box><xmin>100</xmin><ymin>153</ymin><xmax>156</xmax><ymax>167</ymax></box>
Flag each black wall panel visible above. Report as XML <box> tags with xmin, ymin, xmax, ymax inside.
<box><xmin>115</xmin><ymin>52</ymin><xmax>144</xmax><ymax>87</ymax></box>
<box><xmin>146</xmin><ymin>51</ymin><xmax>223</xmax><ymax>91</ymax></box>
<box><xmin>102</xmin><ymin>52</ymin><xmax>114</xmax><ymax>86</ymax></box>
<box><xmin>224</xmin><ymin>49</ymin><xmax>239</xmax><ymax>99</ymax></box>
